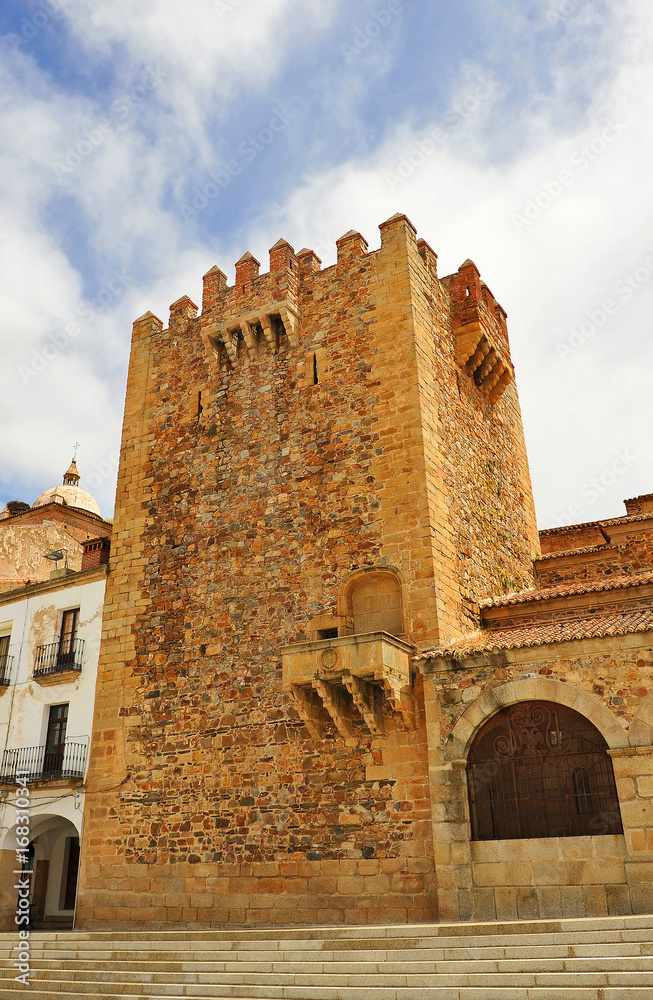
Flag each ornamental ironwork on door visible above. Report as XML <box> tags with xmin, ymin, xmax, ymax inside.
<box><xmin>466</xmin><ymin>701</ymin><xmax>623</xmax><ymax>841</ymax></box>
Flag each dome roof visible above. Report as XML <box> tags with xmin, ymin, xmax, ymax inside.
<box><xmin>32</xmin><ymin>484</ymin><xmax>101</xmax><ymax>517</ymax></box>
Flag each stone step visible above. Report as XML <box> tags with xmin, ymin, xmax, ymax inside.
<box><xmin>2</xmin><ymin>984</ymin><xmax>653</xmax><ymax>1000</ymax></box>
<box><xmin>3</xmin><ymin>913</ymin><xmax>651</xmax><ymax>943</ymax></box>
<box><xmin>18</xmin><ymin>954</ymin><xmax>653</xmax><ymax>976</ymax></box>
<box><xmin>12</xmin><ymin>926</ymin><xmax>653</xmax><ymax>954</ymax></box>
<box><xmin>3</xmin><ymin>915</ymin><xmax>651</xmax><ymax>1000</ymax></box>
<box><xmin>6</xmin><ymin>969</ymin><xmax>653</xmax><ymax>990</ymax></box>
<box><xmin>11</xmin><ymin>939</ymin><xmax>653</xmax><ymax>962</ymax></box>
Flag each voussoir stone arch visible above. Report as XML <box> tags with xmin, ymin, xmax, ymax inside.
<box><xmin>630</xmin><ymin>691</ymin><xmax>653</xmax><ymax>746</ymax></box>
<box><xmin>444</xmin><ymin>677</ymin><xmax>628</xmax><ymax>762</ymax></box>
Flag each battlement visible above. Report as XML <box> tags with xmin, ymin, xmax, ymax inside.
<box><xmin>164</xmin><ymin>214</ymin><xmax>512</xmax><ymax>406</ymax></box>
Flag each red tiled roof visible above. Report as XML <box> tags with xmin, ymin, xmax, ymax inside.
<box><xmin>415</xmin><ymin>609</ymin><xmax>653</xmax><ymax>659</ymax></box>
<box><xmin>539</xmin><ymin>512</ymin><xmax>653</xmax><ymax>536</ymax></box>
<box><xmin>535</xmin><ymin>543</ymin><xmax>617</xmax><ymax>563</ymax></box>
<box><xmin>479</xmin><ymin>570</ymin><xmax>653</xmax><ymax>609</ymax></box>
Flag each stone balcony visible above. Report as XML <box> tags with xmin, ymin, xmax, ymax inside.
<box><xmin>281</xmin><ymin>631</ymin><xmax>415</xmax><ymax>739</ymax></box>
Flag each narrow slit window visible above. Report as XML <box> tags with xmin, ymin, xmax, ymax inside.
<box><xmin>313</xmin><ymin>353</ymin><xmax>319</xmax><ymax>384</ymax></box>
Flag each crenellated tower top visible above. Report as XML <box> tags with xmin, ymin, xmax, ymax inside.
<box><xmin>161</xmin><ymin>213</ymin><xmax>514</xmax><ymax>407</ymax></box>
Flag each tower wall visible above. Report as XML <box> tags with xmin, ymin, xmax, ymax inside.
<box><xmin>76</xmin><ymin>215</ymin><xmax>538</xmax><ymax>928</ymax></box>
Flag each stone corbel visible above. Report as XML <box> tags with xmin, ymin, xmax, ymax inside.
<box><xmin>312</xmin><ymin>679</ymin><xmax>355</xmax><ymax>739</ymax></box>
<box><xmin>480</xmin><ymin>359</ymin><xmax>505</xmax><ymax>391</ymax></box>
<box><xmin>488</xmin><ymin>368</ymin><xmax>512</xmax><ymax>404</ymax></box>
<box><xmin>476</xmin><ymin>347</ymin><xmax>497</xmax><ymax>381</ymax></box>
<box><xmin>378</xmin><ymin>671</ymin><xmax>415</xmax><ymax>730</ymax></box>
<box><xmin>290</xmin><ymin>684</ymin><xmax>325</xmax><ymax>740</ymax></box>
<box><xmin>464</xmin><ymin>336</ymin><xmax>490</xmax><ymax>376</ymax></box>
<box><xmin>240</xmin><ymin>319</ymin><xmax>257</xmax><ymax>358</ymax></box>
<box><xmin>279</xmin><ymin>307</ymin><xmax>300</xmax><ymax>348</ymax></box>
<box><xmin>260</xmin><ymin>315</ymin><xmax>277</xmax><ymax>354</ymax></box>
<box><xmin>221</xmin><ymin>329</ymin><xmax>238</xmax><ymax>364</ymax></box>
<box><xmin>342</xmin><ymin>675</ymin><xmax>384</xmax><ymax>735</ymax></box>
<box><xmin>200</xmin><ymin>322</ymin><xmax>221</xmax><ymax>359</ymax></box>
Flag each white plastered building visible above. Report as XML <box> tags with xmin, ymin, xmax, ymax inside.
<box><xmin>0</xmin><ymin>464</ymin><xmax>110</xmax><ymax>929</ymax></box>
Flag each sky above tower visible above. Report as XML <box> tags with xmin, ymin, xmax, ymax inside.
<box><xmin>1</xmin><ymin>0</ymin><xmax>651</xmax><ymax>529</ymax></box>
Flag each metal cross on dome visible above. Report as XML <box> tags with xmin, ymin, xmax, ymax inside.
<box><xmin>72</xmin><ymin>442</ymin><xmax>80</xmax><ymax>460</ymax></box>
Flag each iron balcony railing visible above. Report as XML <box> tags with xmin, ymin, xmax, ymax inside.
<box><xmin>0</xmin><ymin>654</ymin><xmax>13</xmax><ymax>687</ymax></box>
<box><xmin>0</xmin><ymin>742</ymin><xmax>88</xmax><ymax>783</ymax></box>
<box><xmin>34</xmin><ymin>638</ymin><xmax>84</xmax><ymax>678</ymax></box>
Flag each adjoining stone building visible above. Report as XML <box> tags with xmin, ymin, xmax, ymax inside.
<box><xmin>418</xmin><ymin>501</ymin><xmax>653</xmax><ymax>921</ymax></box>
<box><xmin>75</xmin><ymin>214</ymin><xmax>653</xmax><ymax>928</ymax></box>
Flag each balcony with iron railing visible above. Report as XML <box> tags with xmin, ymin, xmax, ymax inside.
<box><xmin>0</xmin><ymin>741</ymin><xmax>88</xmax><ymax>784</ymax></box>
<box><xmin>0</xmin><ymin>654</ymin><xmax>13</xmax><ymax>688</ymax></box>
<box><xmin>33</xmin><ymin>638</ymin><xmax>84</xmax><ymax>680</ymax></box>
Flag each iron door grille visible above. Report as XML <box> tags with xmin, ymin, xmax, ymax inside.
<box><xmin>467</xmin><ymin>701</ymin><xmax>623</xmax><ymax>840</ymax></box>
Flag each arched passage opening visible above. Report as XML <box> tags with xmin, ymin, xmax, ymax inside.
<box><xmin>4</xmin><ymin>815</ymin><xmax>81</xmax><ymax>930</ymax></box>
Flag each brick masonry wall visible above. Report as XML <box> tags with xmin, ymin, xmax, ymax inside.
<box><xmin>81</xmin><ymin>538</ymin><xmax>111</xmax><ymax>572</ymax></box>
<box><xmin>535</xmin><ymin>518</ymin><xmax>653</xmax><ymax>588</ymax></box>
<box><xmin>76</xmin><ymin>215</ymin><xmax>539</xmax><ymax>928</ymax></box>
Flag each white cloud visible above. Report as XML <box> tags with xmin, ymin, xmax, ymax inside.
<box><xmin>61</xmin><ymin>0</ymin><xmax>340</xmax><ymax>149</ymax></box>
<box><xmin>235</xmin><ymin>0</ymin><xmax>653</xmax><ymax>528</ymax></box>
<box><xmin>0</xmin><ymin>0</ymin><xmax>344</xmax><ymax>514</ymax></box>
<box><xmin>1</xmin><ymin>0</ymin><xmax>652</xmax><ymax>534</ymax></box>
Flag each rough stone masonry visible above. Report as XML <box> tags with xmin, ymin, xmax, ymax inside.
<box><xmin>74</xmin><ymin>213</ymin><xmax>547</xmax><ymax>928</ymax></box>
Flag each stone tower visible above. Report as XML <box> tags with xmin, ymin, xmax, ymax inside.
<box><xmin>76</xmin><ymin>214</ymin><xmax>538</xmax><ymax>928</ymax></box>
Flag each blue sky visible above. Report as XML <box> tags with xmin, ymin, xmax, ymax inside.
<box><xmin>1</xmin><ymin>0</ymin><xmax>651</xmax><ymax>529</ymax></box>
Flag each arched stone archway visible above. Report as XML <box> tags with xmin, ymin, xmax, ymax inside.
<box><xmin>427</xmin><ymin>678</ymin><xmax>634</xmax><ymax>924</ymax></box>
<box><xmin>338</xmin><ymin>566</ymin><xmax>405</xmax><ymax>637</ymax></box>
<box><xmin>630</xmin><ymin>691</ymin><xmax>653</xmax><ymax>746</ymax></box>
<box><xmin>445</xmin><ymin>677</ymin><xmax>628</xmax><ymax>763</ymax></box>
<box><xmin>2</xmin><ymin>812</ymin><xmax>82</xmax><ymax>854</ymax></box>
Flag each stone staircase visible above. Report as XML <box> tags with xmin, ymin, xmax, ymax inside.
<box><xmin>2</xmin><ymin>914</ymin><xmax>653</xmax><ymax>999</ymax></box>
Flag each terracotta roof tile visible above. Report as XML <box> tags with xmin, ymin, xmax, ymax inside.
<box><xmin>539</xmin><ymin>512</ymin><xmax>653</xmax><ymax>536</ymax></box>
<box><xmin>535</xmin><ymin>543</ymin><xmax>617</xmax><ymax>562</ymax></box>
<box><xmin>415</xmin><ymin>609</ymin><xmax>653</xmax><ymax>659</ymax></box>
<box><xmin>479</xmin><ymin>570</ymin><xmax>653</xmax><ymax>609</ymax></box>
